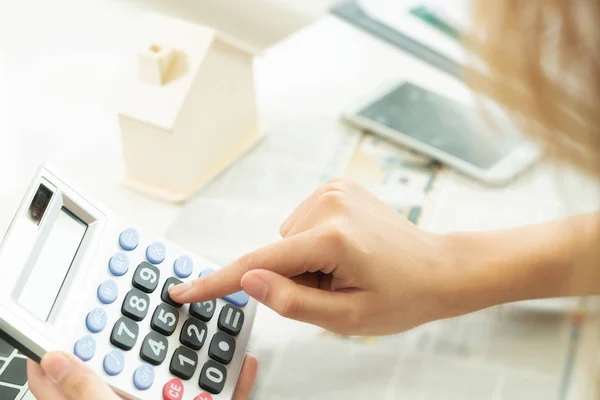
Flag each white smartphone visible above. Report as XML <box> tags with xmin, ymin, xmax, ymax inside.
<box><xmin>341</xmin><ymin>81</ymin><xmax>541</xmax><ymax>185</ymax></box>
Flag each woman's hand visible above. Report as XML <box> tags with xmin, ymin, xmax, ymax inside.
<box><xmin>28</xmin><ymin>351</ymin><xmax>258</xmax><ymax>400</ymax></box>
<box><xmin>170</xmin><ymin>178</ymin><xmax>464</xmax><ymax>336</ymax></box>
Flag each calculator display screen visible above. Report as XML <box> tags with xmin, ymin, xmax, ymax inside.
<box><xmin>17</xmin><ymin>208</ymin><xmax>87</xmax><ymax>321</ymax></box>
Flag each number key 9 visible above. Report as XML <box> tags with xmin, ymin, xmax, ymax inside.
<box><xmin>132</xmin><ymin>262</ymin><xmax>160</xmax><ymax>293</ymax></box>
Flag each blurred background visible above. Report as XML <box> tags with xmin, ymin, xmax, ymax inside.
<box><xmin>1</xmin><ymin>1</ymin><xmax>600</xmax><ymax>399</ymax></box>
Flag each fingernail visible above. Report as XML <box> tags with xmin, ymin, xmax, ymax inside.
<box><xmin>169</xmin><ymin>281</ymin><xmax>192</xmax><ymax>297</ymax></box>
<box><xmin>41</xmin><ymin>353</ymin><xmax>71</xmax><ymax>383</ymax></box>
<box><xmin>242</xmin><ymin>273</ymin><xmax>269</xmax><ymax>302</ymax></box>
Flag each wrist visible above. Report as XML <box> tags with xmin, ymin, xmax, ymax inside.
<box><xmin>437</xmin><ymin>228</ymin><xmax>567</xmax><ymax>316</ymax></box>
<box><xmin>434</xmin><ymin>231</ymin><xmax>501</xmax><ymax>318</ymax></box>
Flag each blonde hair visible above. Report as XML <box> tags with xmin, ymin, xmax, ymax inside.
<box><xmin>467</xmin><ymin>0</ymin><xmax>600</xmax><ymax>175</ymax></box>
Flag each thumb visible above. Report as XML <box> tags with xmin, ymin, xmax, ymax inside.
<box><xmin>241</xmin><ymin>269</ymin><xmax>363</xmax><ymax>333</ymax></box>
<box><xmin>40</xmin><ymin>352</ymin><xmax>119</xmax><ymax>400</ymax></box>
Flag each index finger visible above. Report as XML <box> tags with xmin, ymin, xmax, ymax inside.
<box><xmin>169</xmin><ymin>230</ymin><xmax>333</xmax><ymax>304</ymax></box>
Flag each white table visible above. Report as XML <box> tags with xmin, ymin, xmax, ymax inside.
<box><xmin>1</xmin><ymin>3</ymin><xmax>599</xmax><ymax>399</ymax></box>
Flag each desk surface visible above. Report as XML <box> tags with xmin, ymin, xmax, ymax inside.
<box><xmin>0</xmin><ymin>3</ymin><xmax>599</xmax><ymax>400</ymax></box>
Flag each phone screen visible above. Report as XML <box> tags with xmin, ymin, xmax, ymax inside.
<box><xmin>356</xmin><ymin>82</ymin><xmax>522</xmax><ymax>169</ymax></box>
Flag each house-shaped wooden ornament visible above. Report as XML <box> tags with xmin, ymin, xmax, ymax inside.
<box><xmin>116</xmin><ymin>12</ymin><xmax>264</xmax><ymax>203</ymax></box>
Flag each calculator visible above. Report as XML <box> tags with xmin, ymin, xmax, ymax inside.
<box><xmin>0</xmin><ymin>165</ymin><xmax>257</xmax><ymax>400</ymax></box>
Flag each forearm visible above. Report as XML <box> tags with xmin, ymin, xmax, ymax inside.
<box><xmin>445</xmin><ymin>212</ymin><xmax>600</xmax><ymax>312</ymax></box>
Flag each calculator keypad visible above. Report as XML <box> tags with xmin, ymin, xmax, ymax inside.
<box><xmin>208</xmin><ymin>332</ymin><xmax>235</xmax><ymax>365</ymax></box>
<box><xmin>170</xmin><ymin>346</ymin><xmax>198</xmax><ymax>380</ymax></box>
<box><xmin>74</xmin><ymin>227</ymin><xmax>253</xmax><ymax>397</ymax></box>
<box><xmin>180</xmin><ymin>318</ymin><xmax>208</xmax><ymax>350</ymax></box>
<box><xmin>110</xmin><ymin>316</ymin><xmax>139</xmax><ymax>351</ymax></box>
<box><xmin>151</xmin><ymin>303</ymin><xmax>179</xmax><ymax>336</ymax></box>
<box><xmin>140</xmin><ymin>331</ymin><xmax>169</xmax><ymax>366</ymax></box>
<box><xmin>122</xmin><ymin>288</ymin><xmax>150</xmax><ymax>321</ymax></box>
<box><xmin>218</xmin><ymin>304</ymin><xmax>244</xmax><ymax>336</ymax></box>
<box><xmin>161</xmin><ymin>277</ymin><xmax>183</xmax><ymax>308</ymax></box>
<box><xmin>132</xmin><ymin>262</ymin><xmax>160</xmax><ymax>293</ymax></box>
<box><xmin>199</xmin><ymin>360</ymin><xmax>227</xmax><ymax>394</ymax></box>
<box><xmin>190</xmin><ymin>300</ymin><xmax>216</xmax><ymax>322</ymax></box>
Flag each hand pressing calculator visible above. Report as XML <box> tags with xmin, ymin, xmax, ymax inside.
<box><xmin>0</xmin><ymin>165</ymin><xmax>257</xmax><ymax>399</ymax></box>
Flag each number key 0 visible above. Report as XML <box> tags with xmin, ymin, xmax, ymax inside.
<box><xmin>151</xmin><ymin>303</ymin><xmax>179</xmax><ymax>336</ymax></box>
<box><xmin>132</xmin><ymin>262</ymin><xmax>160</xmax><ymax>293</ymax></box>
<box><xmin>199</xmin><ymin>360</ymin><xmax>227</xmax><ymax>394</ymax></box>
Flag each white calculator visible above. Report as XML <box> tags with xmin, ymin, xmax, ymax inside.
<box><xmin>0</xmin><ymin>165</ymin><xmax>257</xmax><ymax>400</ymax></box>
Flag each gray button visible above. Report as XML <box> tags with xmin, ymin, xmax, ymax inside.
<box><xmin>218</xmin><ymin>304</ymin><xmax>244</xmax><ymax>336</ymax></box>
<box><xmin>208</xmin><ymin>332</ymin><xmax>235</xmax><ymax>365</ymax></box>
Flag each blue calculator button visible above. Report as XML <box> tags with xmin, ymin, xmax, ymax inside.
<box><xmin>173</xmin><ymin>255</ymin><xmax>193</xmax><ymax>278</ymax></box>
<box><xmin>103</xmin><ymin>349</ymin><xmax>125</xmax><ymax>376</ymax></box>
<box><xmin>98</xmin><ymin>280</ymin><xmax>118</xmax><ymax>304</ymax></box>
<box><xmin>200</xmin><ymin>268</ymin><xmax>249</xmax><ymax>307</ymax></box>
<box><xmin>199</xmin><ymin>268</ymin><xmax>216</xmax><ymax>277</ymax></box>
<box><xmin>133</xmin><ymin>364</ymin><xmax>154</xmax><ymax>390</ymax></box>
<box><xmin>74</xmin><ymin>336</ymin><xmax>96</xmax><ymax>361</ymax></box>
<box><xmin>119</xmin><ymin>228</ymin><xmax>139</xmax><ymax>251</ymax></box>
<box><xmin>146</xmin><ymin>242</ymin><xmax>166</xmax><ymax>265</ymax></box>
<box><xmin>86</xmin><ymin>308</ymin><xmax>107</xmax><ymax>333</ymax></box>
<box><xmin>223</xmin><ymin>291</ymin><xmax>250</xmax><ymax>308</ymax></box>
<box><xmin>109</xmin><ymin>253</ymin><xmax>129</xmax><ymax>276</ymax></box>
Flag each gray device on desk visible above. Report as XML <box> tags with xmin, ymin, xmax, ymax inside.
<box><xmin>342</xmin><ymin>81</ymin><xmax>540</xmax><ymax>185</ymax></box>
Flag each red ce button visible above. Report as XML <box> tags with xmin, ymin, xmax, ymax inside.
<box><xmin>163</xmin><ymin>378</ymin><xmax>184</xmax><ymax>400</ymax></box>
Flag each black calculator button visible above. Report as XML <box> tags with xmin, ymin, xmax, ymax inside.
<box><xmin>0</xmin><ymin>338</ymin><xmax>14</xmax><ymax>357</ymax></box>
<box><xmin>179</xmin><ymin>318</ymin><xmax>208</xmax><ymax>350</ymax></box>
<box><xmin>151</xmin><ymin>303</ymin><xmax>179</xmax><ymax>336</ymax></box>
<box><xmin>199</xmin><ymin>360</ymin><xmax>227</xmax><ymax>394</ymax></box>
<box><xmin>208</xmin><ymin>331</ymin><xmax>236</xmax><ymax>365</ymax></box>
<box><xmin>132</xmin><ymin>262</ymin><xmax>161</xmax><ymax>293</ymax></box>
<box><xmin>189</xmin><ymin>300</ymin><xmax>216</xmax><ymax>322</ymax></box>
<box><xmin>0</xmin><ymin>357</ymin><xmax>26</xmax><ymax>386</ymax></box>
<box><xmin>140</xmin><ymin>331</ymin><xmax>169</xmax><ymax>366</ymax></box>
<box><xmin>218</xmin><ymin>304</ymin><xmax>244</xmax><ymax>336</ymax></box>
<box><xmin>161</xmin><ymin>277</ymin><xmax>183</xmax><ymax>308</ymax></box>
<box><xmin>110</xmin><ymin>316</ymin><xmax>139</xmax><ymax>351</ymax></box>
<box><xmin>0</xmin><ymin>385</ymin><xmax>20</xmax><ymax>400</ymax></box>
<box><xmin>169</xmin><ymin>346</ymin><xmax>198</xmax><ymax>380</ymax></box>
<box><xmin>122</xmin><ymin>289</ymin><xmax>151</xmax><ymax>322</ymax></box>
